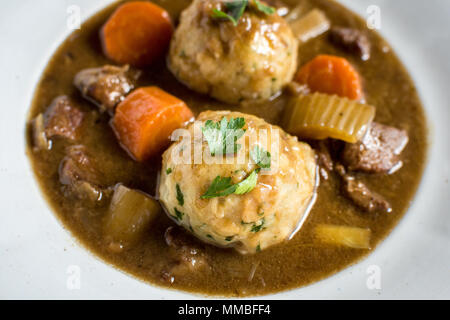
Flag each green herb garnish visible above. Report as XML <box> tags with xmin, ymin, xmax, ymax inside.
<box><xmin>254</xmin><ymin>0</ymin><xmax>275</xmax><ymax>15</ymax></box>
<box><xmin>250</xmin><ymin>218</ymin><xmax>265</xmax><ymax>233</ymax></box>
<box><xmin>166</xmin><ymin>168</ymin><xmax>172</xmax><ymax>175</ymax></box>
<box><xmin>225</xmin><ymin>236</ymin><xmax>234</xmax><ymax>241</ymax></box>
<box><xmin>256</xmin><ymin>243</ymin><xmax>261</xmax><ymax>252</ymax></box>
<box><xmin>201</xmin><ymin>170</ymin><xmax>258</xmax><ymax>199</ymax></box>
<box><xmin>211</xmin><ymin>0</ymin><xmax>248</xmax><ymax>26</ymax></box>
<box><xmin>211</xmin><ymin>0</ymin><xmax>275</xmax><ymax>26</ymax></box>
<box><xmin>234</xmin><ymin>170</ymin><xmax>258</xmax><ymax>195</ymax></box>
<box><xmin>201</xmin><ymin>176</ymin><xmax>236</xmax><ymax>199</ymax></box>
<box><xmin>176</xmin><ymin>184</ymin><xmax>184</xmax><ymax>206</ymax></box>
<box><xmin>173</xmin><ymin>208</ymin><xmax>184</xmax><ymax>221</ymax></box>
<box><xmin>202</xmin><ymin>117</ymin><xmax>246</xmax><ymax>156</ymax></box>
<box><xmin>250</xmin><ymin>146</ymin><xmax>271</xmax><ymax>169</ymax></box>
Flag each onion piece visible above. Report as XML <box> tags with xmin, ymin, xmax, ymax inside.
<box><xmin>285</xmin><ymin>2</ymin><xmax>310</xmax><ymax>22</ymax></box>
<box><xmin>104</xmin><ymin>184</ymin><xmax>161</xmax><ymax>248</ymax></box>
<box><xmin>315</xmin><ymin>224</ymin><xmax>371</xmax><ymax>249</ymax></box>
<box><xmin>290</xmin><ymin>9</ymin><xmax>330</xmax><ymax>43</ymax></box>
<box><xmin>31</xmin><ymin>113</ymin><xmax>50</xmax><ymax>151</ymax></box>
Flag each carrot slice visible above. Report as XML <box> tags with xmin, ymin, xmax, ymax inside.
<box><xmin>295</xmin><ymin>55</ymin><xmax>363</xmax><ymax>100</ymax></box>
<box><xmin>100</xmin><ymin>1</ymin><xmax>173</xmax><ymax>67</ymax></box>
<box><xmin>112</xmin><ymin>86</ymin><xmax>194</xmax><ymax>162</ymax></box>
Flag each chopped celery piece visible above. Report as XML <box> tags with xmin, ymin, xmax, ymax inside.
<box><xmin>290</xmin><ymin>9</ymin><xmax>330</xmax><ymax>43</ymax></box>
<box><xmin>283</xmin><ymin>93</ymin><xmax>375</xmax><ymax>143</ymax></box>
<box><xmin>104</xmin><ymin>184</ymin><xmax>161</xmax><ymax>247</ymax></box>
<box><xmin>315</xmin><ymin>224</ymin><xmax>371</xmax><ymax>249</ymax></box>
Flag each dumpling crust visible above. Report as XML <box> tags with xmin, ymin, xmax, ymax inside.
<box><xmin>159</xmin><ymin>111</ymin><xmax>317</xmax><ymax>254</ymax></box>
<box><xmin>168</xmin><ymin>0</ymin><xmax>299</xmax><ymax>104</ymax></box>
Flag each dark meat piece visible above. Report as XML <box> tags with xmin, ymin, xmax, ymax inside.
<box><xmin>315</xmin><ymin>141</ymin><xmax>334</xmax><ymax>172</ymax></box>
<box><xmin>329</xmin><ymin>26</ymin><xmax>371</xmax><ymax>61</ymax></box>
<box><xmin>41</xmin><ymin>95</ymin><xmax>84</xmax><ymax>142</ymax></box>
<box><xmin>336</xmin><ymin>164</ymin><xmax>391</xmax><ymax>213</ymax></box>
<box><xmin>313</xmin><ymin>140</ymin><xmax>334</xmax><ymax>180</ymax></box>
<box><xmin>342</xmin><ymin>175</ymin><xmax>392</xmax><ymax>213</ymax></box>
<box><xmin>161</xmin><ymin>226</ymin><xmax>209</xmax><ymax>282</ymax></box>
<box><xmin>74</xmin><ymin>65</ymin><xmax>140</xmax><ymax>114</ymax></box>
<box><xmin>341</xmin><ymin>122</ymin><xmax>409</xmax><ymax>174</ymax></box>
<box><xmin>58</xmin><ymin>145</ymin><xmax>108</xmax><ymax>203</ymax></box>
<box><xmin>164</xmin><ymin>226</ymin><xmax>197</xmax><ymax>249</ymax></box>
<box><xmin>164</xmin><ymin>226</ymin><xmax>204</xmax><ymax>259</ymax></box>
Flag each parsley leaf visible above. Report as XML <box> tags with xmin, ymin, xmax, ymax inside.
<box><xmin>250</xmin><ymin>146</ymin><xmax>271</xmax><ymax>169</ymax></box>
<box><xmin>176</xmin><ymin>184</ymin><xmax>184</xmax><ymax>206</ymax></box>
<box><xmin>250</xmin><ymin>218</ymin><xmax>265</xmax><ymax>232</ymax></box>
<box><xmin>227</xmin><ymin>0</ymin><xmax>249</xmax><ymax>20</ymax></box>
<box><xmin>201</xmin><ymin>169</ymin><xmax>258</xmax><ymax>199</ymax></box>
<box><xmin>254</xmin><ymin>0</ymin><xmax>275</xmax><ymax>15</ymax></box>
<box><xmin>200</xmin><ymin>176</ymin><xmax>237</xmax><ymax>199</ymax></box>
<box><xmin>211</xmin><ymin>0</ymin><xmax>248</xmax><ymax>26</ymax></box>
<box><xmin>211</xmin><ymin>0</ymin><xmax>274</xmax><ymax>26</ymax></box>
<box><xmin>202</xmin><ymin>117</ymin><xmax>246</xmax><ymax>156</ymax></box>
<box><xmin>166</xmin><ymin>168</ymin><xmax>172</xmax><ymax>175</ymax></box>
<box><xmin>234</xmin><ymin>170</ymin><xmax>258</xmax><ymax>195</ymax></box>
<box><xmin>173</xmin><ymin>208</ymin><xmax>184</xmax><ymax>221</ymax></box>
<box><xmin>211</xmin><ymin>9</ymin><xmax>237</xmax><ymax>25</ymax></box>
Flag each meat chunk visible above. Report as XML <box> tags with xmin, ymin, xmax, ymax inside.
<box><xmin>342</xmin><ymin>175</ymin><xmax>392</xmax><ymax>213</ymax></box>
<box><xmin>329</xmin><ymin>26</ymin><xmax>371</xmax><ymax>61</ymax></box>
<box><xmin>45</xmin><ymin>96</ymin><xmax>84</xmax><ymax>140</ymax></box>
<box><xmin>341</xmin><ymin>122</ymin><xmax>409</xmax><ymax>174</ymax></box>
<box><xmin>336</xmin><ymin>164</ymin><xmax>391</xmax><ymax>213</ymax></box>
<box><xmin>59</xmin><ymin>145</ymin><xmax>107</xmax><ymax>203</ymax></box>
<box><xmin>312</xmin><ymin>140</ymin><xmax>334</xmax><ymax>180</ymax></box>
<box><xmin>161</xmin><ymin>226</ymin><xmax>209</xmax><ymax>283</ymax></box>
<box><xmin>164</xmin><ymin>226</ymin><xmax>205</xmax><ymax>263</ymax></box>
<box><xmin>31</xmin><ymin>96</ymin><xmax>84</xmax><ymax>149</ymax></box>
<box><xmin>74</xmin><ymin>65</ymin><xmax>139</xmax><ymax>114</ymax></box>
<box><xmin>315</xmin><ymin>141</ymin><xmax>334</xmax><ymax>172</ymax></box>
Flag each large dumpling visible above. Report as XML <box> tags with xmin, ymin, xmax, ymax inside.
<box><xmin>167</xmin><ymin>0</ymin><xmax>299</xmax><ymax>104</ymax></box>
<box><xmin>158</xmin><ymin>111</ymin><xmax>317</xmax><ymax>254</ymax></box>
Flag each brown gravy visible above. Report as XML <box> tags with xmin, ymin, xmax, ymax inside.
<box><xmin>26</xmin><ymin>0</ymin><xmax>428</xmax><ymax>296</ymax></box>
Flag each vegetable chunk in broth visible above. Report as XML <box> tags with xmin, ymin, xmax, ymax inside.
<box><xmin>26</xmin><ymin>0</ymin><xmax>427</xmax><ymax>296</ymax></box>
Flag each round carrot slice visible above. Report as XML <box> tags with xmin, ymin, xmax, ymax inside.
<box><xmin>101</xmin><ymin>1</ymin><xmax>173</xmax><ymax>67</ymax></box>
<box><xmin>295</xmin><ymin>55</ymin><xmax>363</xmax><ymax>100</ymax></box>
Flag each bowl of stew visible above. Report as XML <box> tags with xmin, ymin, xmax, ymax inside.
<box><xmin>2</xmin><ymin>0</ymin><xmax>449</xmax><ymax>299</ymax></box>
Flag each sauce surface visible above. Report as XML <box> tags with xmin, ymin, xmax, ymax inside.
<box><xmin>26</xmin><ymin>0</ymin><xmax>428</xmax><ymax>296</ymax></box>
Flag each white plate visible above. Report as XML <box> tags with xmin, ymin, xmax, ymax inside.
<box><xmin>0</xmin><ymin>0</ymin><xmax>449</xmax><ymax>299</ymax></box>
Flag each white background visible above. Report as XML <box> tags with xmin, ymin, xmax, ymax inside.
<box><xmin>0</xmin><ymin>0</ymin><xmax>449</xmax><ymax>299</ymax></box>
